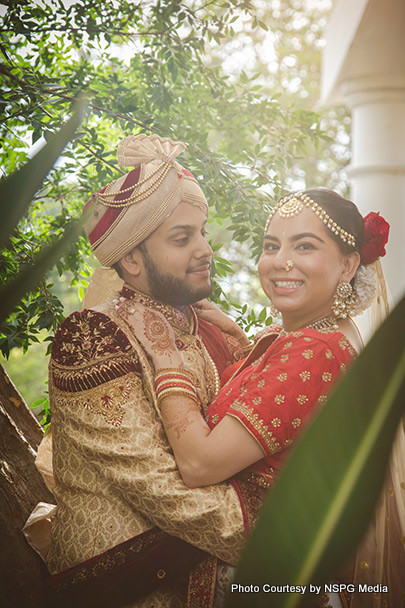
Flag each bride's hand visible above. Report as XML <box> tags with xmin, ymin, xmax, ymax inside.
<box><xmin>194</xmin><ymin>299</ymin><xmax>249</xmax><ymax>344</ymax></box>
<box><xmin>194</xmin><ymin>299</ymin><xmax>233</xmax><ymax>328</ymax></box>
<box><xmin>115</xmin><ymin>298</ymin><xmax>183</xmax><ymax>369</ymax></box>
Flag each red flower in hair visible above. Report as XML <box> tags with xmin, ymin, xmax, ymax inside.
<box><xmin>361</xmin><ymin>212</ymin><xmax>390</xmax><ymax>265</ymax></box>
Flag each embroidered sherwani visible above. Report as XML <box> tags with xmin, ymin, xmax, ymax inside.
<box><xmin>47</xmin><ymin>285</ymin><xmax>246</xmax><ymax>607</ymax></box>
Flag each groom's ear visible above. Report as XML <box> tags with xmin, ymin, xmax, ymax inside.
<box><xmin>119</xmin><ymin>248</ymin><xmax>143</xmax><ymax>278</ymax></box>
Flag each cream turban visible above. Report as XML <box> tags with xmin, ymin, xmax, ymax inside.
<box><xmin>84</xmin><ymin>134</ymin><xmax>208</xmax><ymax>267</ymax></box>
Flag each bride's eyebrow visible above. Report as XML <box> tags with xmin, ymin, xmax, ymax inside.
<box><xmin>291</xmin><ymin>232</ymin><xmax>325</xmax><ymax>243</ymax></box>
<box><xmin>263</xmin><ymin>232</ymin><xmax>325</xmax><ymax>244</ymax></box>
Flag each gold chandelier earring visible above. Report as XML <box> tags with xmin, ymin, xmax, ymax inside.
<box><xmin>332</xmin><ymin>281</ymin><xmax>354</xmax><ymax>319</ymax></box>
<box><xmin>269</xmin><ymin>300</ymin><xmax>279</xmax><ymax>318</ymax></box>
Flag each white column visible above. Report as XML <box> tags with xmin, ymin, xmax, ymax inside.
<box><xmin>342</xmin><ymin>76</ymin><xmax>405</xmax><ymax>303</ymax></box>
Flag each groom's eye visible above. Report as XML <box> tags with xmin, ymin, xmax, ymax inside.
<box><xmin>173</xmin><ymin>235</ymin><xmax>189</xmax><ymax>245</ymax></box>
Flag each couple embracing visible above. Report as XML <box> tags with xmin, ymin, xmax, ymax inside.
<box><xmin>34</xmin><ymin>133</ymin><xmax>402</xmax><ymax>608</ymax></box>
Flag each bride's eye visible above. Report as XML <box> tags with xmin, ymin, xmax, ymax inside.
<box><xmin>296</xmin><ymin>242</ymin><xmax>315</xmax><ymax>251</ymax></box>
<box><xmin>263</xmin><ymin>242</ymin><xmax>279</xmax><ymax>252</ymax></box>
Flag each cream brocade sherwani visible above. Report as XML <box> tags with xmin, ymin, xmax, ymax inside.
<box><xmin>46</xmin><ymin>286</ymin><xmax>245</xmax><ymax>607</ymax></box>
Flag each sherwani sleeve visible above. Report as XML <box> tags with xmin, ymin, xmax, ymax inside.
<box><xmin>50</xmin><ymin>309</ymin><xmax>245</xmax><ymax>566</ymax></box>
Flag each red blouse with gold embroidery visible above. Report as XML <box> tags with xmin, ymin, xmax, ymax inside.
<box><xmin>206</xmin><ymin>326</ymin><xmax>355</xmax><ymax>492</ymax></box>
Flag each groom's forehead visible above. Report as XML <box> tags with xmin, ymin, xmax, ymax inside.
<box><xmin>148</xmin><ymin>202</ymin><xmax>208</xmax><ymax>240</ymax></box>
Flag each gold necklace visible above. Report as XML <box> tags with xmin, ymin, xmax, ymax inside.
<box><xmin>305</xmin><ymin>316</ymin><xmax>339</xmax><ymax>331</ymax></box>
<box><xmin>280</xmin><ymin>316</ymin><xmax>339</xmax><ymax>336</ymax></box>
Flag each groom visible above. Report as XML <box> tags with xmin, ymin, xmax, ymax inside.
<box><xmin>45</xmin><ymin>134</ymin><xmax>256</xmax><ymax>607</ymax></box>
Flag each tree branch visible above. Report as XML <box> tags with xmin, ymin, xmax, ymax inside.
<box><xmin>2</xmin><ymin>27</ymin><xmax>172</xmax><ymax>37</ymax></box>
<box><xmin>0</xmin><ymin>64</ymin><xmax>154</xmax><ymax>132</ymax></box>
<box><xmin>76</xmin><ymin>140</ymin><xmax>126</xmax><ymax>176</ymax></box>
<box><xmin>192</xmin><ymin>0</ymin><xmax>223</xmax><ymax>14</ymax></box>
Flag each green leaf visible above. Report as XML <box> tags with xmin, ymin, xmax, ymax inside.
<box><xmin>0</xmin><ymin>214</ymin><xmax>88</xmax><ymax>324</ymax></box>
<box><xmin>30</xmin><ymin>397</ymin><xmax>47</xmax><ymax>409</ymax></box>
<box><xmin>0</xmin><ymin>97</ymin><xmax>88</xmax><ymax>249</ymax></box>
<box><xmin>228</xmin><ymin>294</ymin><xmax>405</xmax><ymax>608</ymax></box>
<box><xmin>258</xmin><ymin>307</ymin><xmax>267</xmax><ymax>323</ymax></box>
<box><xmin>34</xmin><ymin>310</ymin><xmax>54</xmax><ymax>330</ymax></box>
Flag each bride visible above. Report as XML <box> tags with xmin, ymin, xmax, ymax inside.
<box><xmin>117</xmin><ymin>188</ymin><xmax>403</xmax><ymax>608</ymax></box>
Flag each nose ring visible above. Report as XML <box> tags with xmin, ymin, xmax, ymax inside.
<box><xmin>285</xmin><ymin>259</ymin><xmax>294</xmax><ymax>272</ymax></box>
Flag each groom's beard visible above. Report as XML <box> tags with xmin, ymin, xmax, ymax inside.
<box><xmin>140</xmin><ymin>248</ymin><xmax>212</xmax><ymax>307</ymax></box>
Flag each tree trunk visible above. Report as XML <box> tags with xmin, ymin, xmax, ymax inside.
<box><xmin>0</xmin><ymin>363</ymin><xmax>54</xmax><ymax>608</ymax></box>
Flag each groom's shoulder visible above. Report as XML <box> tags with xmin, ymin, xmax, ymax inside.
<box><xmin>51</xmin><ymin>308</ymin><xmax>136</xmax><ymax>367</ymax></box>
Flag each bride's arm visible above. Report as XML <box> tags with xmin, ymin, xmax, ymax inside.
<box><xmin>159</xmin><ymin>393</ymin><xmax>264</xmax><ymax>487</ymax></box>
<box><xmin>116</xmin><ymin>299</ymin><xmax>264</xmax><ymax>487</ymax></box>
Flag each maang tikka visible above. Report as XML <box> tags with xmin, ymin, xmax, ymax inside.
<box><xmin>266</xmin><ymin>192</ymin><xmax>356</xmax><ymax>248</ymax></box>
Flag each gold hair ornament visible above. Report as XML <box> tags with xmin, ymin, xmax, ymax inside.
<box><xmin>266</xmin><ymin>192</ymin><xmax>356</xmax><ymax>248</ymax></box>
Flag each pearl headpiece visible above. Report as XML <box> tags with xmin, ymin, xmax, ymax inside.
<box><xmin>266</xmin><ymin>191</ymin><xmax>356</xmax><ymax>247</ymax></box>
<box><xmin>95</xmin><ymin>134</ymin><xmax>187</xmax><ymax>209</ymax></box>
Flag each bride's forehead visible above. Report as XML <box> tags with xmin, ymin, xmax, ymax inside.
<box><xmin>266</xmin><ymin>207</ymin><xmax>327</xmax><ymax>236</ymax></box>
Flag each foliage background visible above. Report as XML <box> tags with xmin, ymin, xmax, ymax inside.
<box><xmin>0</xmin><ymin>0</ymin><xmax>349</xmax><ymax>414</ymax></box>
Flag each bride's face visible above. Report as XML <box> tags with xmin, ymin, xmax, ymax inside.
<box><xmin>258</xmin><ymin>207</ymin><xmax>360</xmax><ymax>328</ymax></box>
